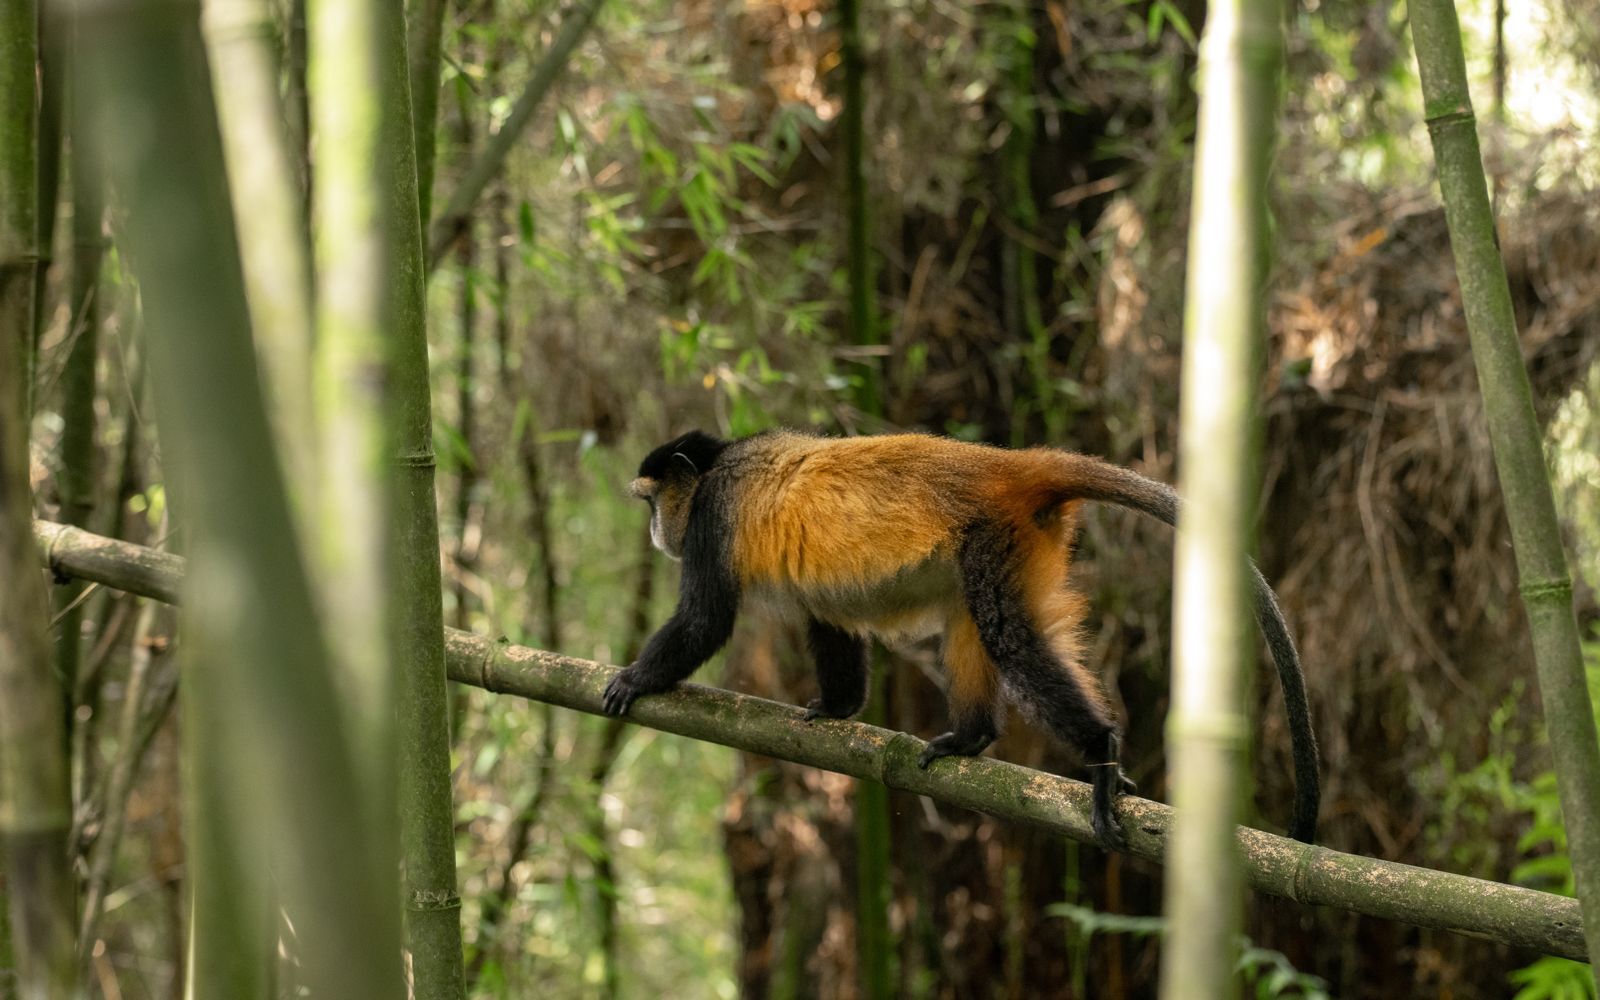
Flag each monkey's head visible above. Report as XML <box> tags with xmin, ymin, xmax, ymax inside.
<box><xmin>629</xmin><ymin>430</ymin><xmax>730</xmax><ymax>560</ymax></box>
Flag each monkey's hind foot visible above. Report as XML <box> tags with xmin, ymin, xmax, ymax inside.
<box><xmin>916</xmin><ymin>728</ymin><xmax>997</xmax><ymax>769</ymax></box>
<box><xmin>1090</xmin><ymin>749</ymin><xmax>1130</xmax><ymax>852</ymax></box>
<box><xmin>1091</xmin><ymin>805</ymin><xmax>1128</xmax><ymax>853</ymax></box>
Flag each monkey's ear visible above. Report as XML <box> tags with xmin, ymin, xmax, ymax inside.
<box><xmin>639</xmin><ymin>429</ymin><xmax>729</xmax><ymax>480</ymax></box>
<box><xmin>674</xmin><ymin>430</ymin><xmax>730</xmax><ymax>472</ymax></box>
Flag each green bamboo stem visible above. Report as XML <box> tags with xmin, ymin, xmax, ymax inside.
<box><xmin>837</xmin><ymin>0</ymin><xmax>892</xmax><ymax>987</ymax></box>
<box><xmin>203</xmin><ymin>0</ymin><xmax>319</xmax><ymax>517</ymax></box>
<box><xmin>374</xmin><ymin>1</ymin><xmax>468</xmax><ymax>993</ymax></box>
<box><xmin>52</xmin><ymin>42</ymin><xmax>105</xmax><ymax>749</ymax></box>
<box><xmin>42</xmin><ymin>521</ymin><xmax>1594</xmax><ymax>964</ymax></box>
<box><xmin>452</xmin><ymin>200</ymin><xmax>477</xmax><ymax>633</ymax></box>
<box><xmin>838</xmin><ymin>0</ymin><xmax>880</xmax><ymax>419</ymax></box>
<box><xmin>77</xmin><ymin>599</ymin><xmax>163</xmax><ymax>959</ymax></box>
<box><xmin>1408</xmin><ymin>0</ymin><xmax>1600</xmax><ymax>982</ymax></box>
<box><xmin>425</xmin><ymin>0</ymin><xmax>608</xmax><ymax>266</ymax></box>
<box><xmin>2</xmin><ymin>0</ymin><xmax>40</xmax><ymax>389</ymax></box>
<box><xmin>0</xmin><ymin>2</ymin><xmax>78</xmax><ymax>993</ymax></box>
<box><xmin>1161</xmin><ymin>0</ymin><xmax>1282</xmax><ymax>997</ymax></box>
<box><xmin>71</xmin><ymin>0</ymin><xmax>403</xmax><ymax>994</ymax></box>
<box><xmin>407</xmin><ymin>0</ymin><xmax>447</xmax><ymax>232</ymax></box>
<box><xmin>31</xmin><ymin>1</ymin><xmax>65</xmax><ymax>407</ymax></box>
<box><xmin>309</xmin><ymin>0</ymin><xmax>399</xmax><ymax>850</ymax></box>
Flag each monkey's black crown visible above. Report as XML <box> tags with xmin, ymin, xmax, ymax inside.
<box><xmin>638</xmin><ymin>430</ymin><xmax>730</xmax><ymax>479</ymax></box>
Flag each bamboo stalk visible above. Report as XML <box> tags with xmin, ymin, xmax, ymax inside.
<box><xmin>37</xmin><ymin>519</ymin><xmax>1594</xmax><ymax>963</ymax></box>
<box><xmin>452</xmin><ymin>189</ymin><xmax>477</xmax><ymax>634</ymax></box>
<box><xmin>0</xmin><ymin>2</ymin><xmax>78</xmax><ymax>993</ymax></box>
<box><xmin>1161</xmin><ymin>0</ymin><xmax>1283</xmax><ymax>996</ymax></box>
<box><xmin>425</xmin><ymin>0</ymin><xmax>607</xmax><ymax>266</ymax></box>
<box><xmin>78</xmin><ymin>599</ymin><xmax>167</xmax><ymax>959</ymax></box>
<box><xmin>70</xmin><ymin>0</ymin><xmax>404</xmax><ymax>993</ymax></box>
<box><xmin>309</xmin><ymin>0</ymin><xmax>400</xmax><ymax>850</ymax></box>
<box><xmin>836</xmin><ymin>0</ymin><xmax>892</xmax><ymax>989</ymax></box>
<box><xmin>2</xmin><ymin>0</ymin><xmax>40</xmax><ymax>387</ymax></box>
<box><xmin>1409</xmin><ymin>0</ymin><xmax>1600</xmax><ymax>982</ymax></box>
<box><xmin>52</xmin><ymin>30</ymin><xmax>106</xmax><ymax>753</ymax></box>
<box><xmin>408</xmin><ymin>0</ymin><xmax>447</xmax><ymax>231</ymax></box>
<box><xmin>373</xmin><ymin>0</ymin><xmax>469</xmax><ymax>993</ymax></box>
<box><xmin>31</xmin><ymin>1</ymin><xmax>65</xmax><ymax>410</ymax></box>
<box><xmin>838</xmin><ymin>0</ymin><xmax>880</xmax><ymax>419</ymax></box>
<box><xmin>203</xmin><ymin>0</ymin><xmax>319</xmax><ymax>517</ymax></box>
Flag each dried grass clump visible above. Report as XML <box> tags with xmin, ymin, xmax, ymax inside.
<box><xmin>1076</xmin><ymin>180</ymin><xmax>1600</xmax><ymax>859</ymax></box>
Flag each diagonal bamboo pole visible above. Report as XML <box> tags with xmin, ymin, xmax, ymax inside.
<box><xmin>1408</xmin><ymin>0</ymin><xmax>1600</xmax><ymax>982</ymax></box>
<box><xmin>424</xmin><ymin>0</ymin><xmax>607</xmax><ymax>267</ymax></box>
<box><xmin>32</xmin><ymin>520</ymin><xmax>1594</xmax><ymax>963</ymax></box>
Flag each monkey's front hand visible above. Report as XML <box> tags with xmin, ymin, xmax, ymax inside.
<box><xmin>601</xmin><ymin>667</ymin><xmax>656</xmax><ymax>716</ymax></box>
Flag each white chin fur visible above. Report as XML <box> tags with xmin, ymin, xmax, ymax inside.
<box><xmin>650</xmin><ymin>513</ymin><xmax>682</xmax><ymax>561</ymax></box>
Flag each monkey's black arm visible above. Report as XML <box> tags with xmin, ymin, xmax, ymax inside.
<box><xmin>601</xmin><ymin>495</ymin><xmax>740</xmax><ymax>716</ymax></box>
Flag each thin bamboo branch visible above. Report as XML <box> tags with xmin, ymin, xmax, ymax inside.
<box><xmin>1409</xmin><ymin>0</ymin><xmax>1600</xmax><ymax>981</ymax></box>
<box><xmin>78</xmin><ymin>599</ymin><xmax>168</xmax><ymax>960</ymax></box>
<box><xmin>34</xmin><ymin>520</ymin><xmax>1594</xmax><ymax>963</ymax></box>
<box><xmin>425</xmin><ymin>0</ymin><xmax>607</xmax><ymax>267</ymax></box>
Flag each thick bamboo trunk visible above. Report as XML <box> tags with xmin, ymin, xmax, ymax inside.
<box><xmin>70</xmin><ymin>0</ymin><xmax>403</xmax><ymax>994</ymax></box>
<box><xmin>0</xmin><ymin>4</ymin><xmax>78</xmax><ymax>994</ymax></box>
<box><xmin>203</xmin><ymin>0</ymin><xmax>319</xmax><ymax>517</ymax></box>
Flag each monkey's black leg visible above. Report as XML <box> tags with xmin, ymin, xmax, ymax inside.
<box><xmin>602</xmin><ymin>483</ymin><xmax>740</xmax><ymax>717</ymax></box>
<box><xmin>803</xmin><ymin>619</ymin><xmax>869</xmax><ymax>721</ymax></box>
<box><xmin>958</xmin><ymin>522</ymin><xmax>1128</xmax><ymax>852</ymax></box>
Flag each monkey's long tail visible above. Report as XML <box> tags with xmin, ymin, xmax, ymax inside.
<box><xmin>1053</xmin><ymin>454</ymin><xmax>1320</xmax><ymax>844</ymax></box>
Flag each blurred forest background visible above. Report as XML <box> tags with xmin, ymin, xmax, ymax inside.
<box><xmin>20</xmin><ymin>0</ymin><xmax>1600</xmax><ymax>994</ymax></box>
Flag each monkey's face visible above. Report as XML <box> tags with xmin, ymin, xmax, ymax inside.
<box><xmin>631</xmin><ymin>430</ymin><xmax>731</xmax><ymax>562</ymax></box>
<box><xmin>629</xmin><ymin>474</ymin><xmax>695</xmax><ymax>561</ymax></box>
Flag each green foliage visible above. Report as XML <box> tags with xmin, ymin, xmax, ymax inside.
<box><xmin>1439</xmin><ymin>626</ymin><xmax>1600</xmax><ymax>998</ymax></box>
<box><xmin>1501</xmin><ymin>630</ymin><xmax>1600</xmax><ymax>999</ymax></box>
<box><xmin>1045</xmin><ymin>904</ymin><xmax>1331</xmax><ymax>999</ymax></box>
<box><xmin>460</xmin><ymin>444</ymin><xmax>739</xmax><ymax>999</ymax></box>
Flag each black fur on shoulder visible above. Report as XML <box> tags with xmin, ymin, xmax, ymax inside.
<box><xmin>601</xmin><ymin>458</ymin><xmax>740</xmax><ymax>716</ymax></box>
<box><xmin>637</xmin><ymin>430</ymin><xmax>730</xmax><ymax>480</ymax></box>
